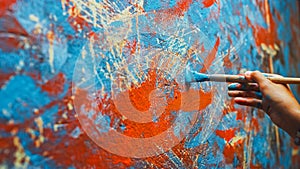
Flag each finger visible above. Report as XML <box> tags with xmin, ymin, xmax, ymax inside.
<box><xmin>228</xmin><ymin>91</ymin><xmax>262</xmax><ymax>99</ymax></box>
<box><xmin>262</xmin><ymin>73</ymin><xmax>291</xmax><ymax>90</ymax></box>
<box><xmin>228</xmin><ymin>83</ymin><xmax>260</xmax><ymax>91</ymax></box>
<box><xmin>261</xmin><ymin>102</ymin><xmax>272</xmax><ymax>116</ymax></box>
<box><xmin>233</xmin><ymin>97</ymin><xmax>263</xmax><ymax>109</ymax></box>
<box><xmin>246</xmin><ymin>71</ymin><xmax>271</xmax><ymax>91</ymax></box>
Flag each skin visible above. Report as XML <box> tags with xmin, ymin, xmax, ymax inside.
<box><xmin>228</xmin><ymin>71</ymin><xmax>300</xmax><ymax>138</ymax></box>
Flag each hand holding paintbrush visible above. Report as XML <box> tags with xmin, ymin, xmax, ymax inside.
<box><xmin>227</xmin><ymin>71</ymin><xmax>300</xmax><ymax>145</ymax></box>
<box><xmin>185</xmin><ymin>70</ymin><xmax>300</xmax><ymax>84</ymax></box>
<box><xmin>186</xmin><ymin>69</ymin><xmax>300</xmax><ymax>144</ymax></box>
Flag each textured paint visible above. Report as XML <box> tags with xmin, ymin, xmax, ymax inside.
<box><xmin>0</xmin><ymin>0</ymin><xmax>300</xmax><ymax>168</ymax></box>
<box><xmin>185</xmin><ymin>70</ymin><xmax>209</xmax><ymax>82</ymax></box>
<box><xmin>202</xmin><ymin>0</ymin><xmax>217</xmax><ymax>8</ymax></box>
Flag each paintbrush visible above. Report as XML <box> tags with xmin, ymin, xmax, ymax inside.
<box><xmin>185</xmin><ymin>70</ymin><xmax>300</xmax><ymax>85</ymax></box>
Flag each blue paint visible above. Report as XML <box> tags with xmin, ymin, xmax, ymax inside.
<box><xmin>144</xmin><ymin>0</ymin><xmax>162</xmax><ymax>11</ymax></box>
<box><xmin>217</xmin><ymin>113</ymin><xmax>240</xmax><ymax>130</ymax></box>
<box><xmin>165</xmin><ymin>150</ymin><xmax>184</xmax><ymax>168</ymax></box>
<box><xmin>173</xmin><ymin>112</ymin><xmax>194</xmax><ymax>138</ymax></box>
<box><xmin>41</xmin><ymin>105</ymin><xmax>58</xmax><ymax>125</ymax></box>
<box><xmin>95</xmin><ymin>114</ymin><xmax>111</xmax><ymax>133</ymax></box>
<box><xmin>185</xmin><ymin>69</ymin><xmax>209</xmax><ymax>83</ymax></box>
<box><xmin>0</xmin><ymin>0</ymin><xmax>299</xmax><ymax>168</ymax></box>
<box><xmin>255</xmin><ymin>91</ymin><xmax>262</xmax><ymax>98</ymax></box>
<box><xmin>119</xmin><ymin>123</ymin><xmax>126</xmax><ymax>132</ymax></box>
<box><xmin>0</xmin><ymin>75</ymin><xmax>50</xmax><ymax>123</ymax></box>
<box><xmin>227</xmin><ymin>83</ymin><xmax>241</xmax><ymax>90</ymax></box>
<box><xmin>70</xmin><ymin>126</ymin><xmax>82</xmax><ymax>138</ymax></box>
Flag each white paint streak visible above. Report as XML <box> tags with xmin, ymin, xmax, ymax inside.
<box><xmin>13</xmin><ymin>137</ymin><xmax>30</xmax><ymax>168</ymax></box>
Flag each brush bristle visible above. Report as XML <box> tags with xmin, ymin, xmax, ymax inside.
<box><xmin>185</xmin><ymin>69</ymin><xmax>209</xmax><ymax>83</ymax></box>
<box><xmin>193</xmin><ymin>72</ymin><xmax>209</xmax><ymax>82</ymax></box>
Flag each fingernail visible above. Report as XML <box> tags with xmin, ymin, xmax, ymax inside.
<box><xmin>245</xmin><ymin>71</ymin><xmax>252</xmax><ymax>79</ymax></box>
<box><xmin>245</xmin><ymin>71</ymin><xmax>252</xmax><ymax>77</ymax></box>
<box><xmin>228</xmin><ymin>83</ymin><xmax>240</xmax><ymax>90</ymax></box>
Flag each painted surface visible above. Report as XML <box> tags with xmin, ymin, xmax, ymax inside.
<box><xmin>0</xmin><ymin>0</ymin><xmax>299</xmax><ymax>168</ymax></box>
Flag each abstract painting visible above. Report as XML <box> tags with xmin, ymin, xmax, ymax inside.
<box><xmin>0</xmin><ymin>0</ymin><xmax>300</xmax><ymax>168</ymax></box>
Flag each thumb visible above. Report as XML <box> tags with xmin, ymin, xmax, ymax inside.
<box><xmin>246</xmin><ymin>71</ymin><xmax>271</xmax><ymax>91</ymax></box>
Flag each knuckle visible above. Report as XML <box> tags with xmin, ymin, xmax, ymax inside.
<box><xmin>252</xmin><ymin>71</ymin><xmax>260</xmax><ymax>77</ymax></box>
<box><xmin>259</xmin><ymin>81</ymin><xmax>270</xmax><ymax>90</ymax></box>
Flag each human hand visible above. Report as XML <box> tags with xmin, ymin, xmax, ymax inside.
<box><xmin>228</xmin><ymin>71</ymin><xmax>300</xmax><ymax>138</ymax></box>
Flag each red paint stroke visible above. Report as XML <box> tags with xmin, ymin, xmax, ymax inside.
<box><xmin>223</xmin><ymin>50</ymin><xmax>233</xmax><ymax>69</ymax></box>
<box><xmin>223</xmin><ymin>35</ymin><xmax>233</xmax><ymax>69</ymax></box>
<box><xmin>45</xmin><ymin>87</ymin><xmax>134</xmax><ymax>168</ymax></box>
<box><xmin>246</xmin><ymin>0</ymin><xmax>279</xmax><ymax>48</ymax></box>
<box><xmin>205</xmin><ymin>0</ymin><xmax>220</xmax><ymax>20</ymax></box>
<box><xmin>0</xmin><ymin>14</ymin><xmax>29</xmax><ymax>51</ymax></box>
<box><xmin>43</xmin><ymin>127</ymin><xmax>133</xmax><ymax>168</ymax></box>
<box><xmin>67</xmin><ymin>5</ymin><xmax>91</xmax><ymax>31</ymax></box>
<box><xmin>0</xmin><ymin>137</ymin><xmax>16</xmax><ymax>164</ymax></box>
<box><xmin>176</xmin><ymin>0</ymin><xmax>193</xmax><ymax>16</ymax></box>
<box><xmin>216</xmin><ymin>128</ymin><xmax>237</xmax><ymax>142</ymax></box>
<box><xmin>202</xmin><ymin>0</ymin><xmax>216</xmax><ymax>8</ymax></box>
<box><xmin>154</xmin><ymin>0</ymin><xmax>193</xmax><ymax>24</ymax></box>
<box><xmin>223</xmin><ymin>139</ymin><xmax>244</xmax><ymax>164</ymax></box>
<box><xmin>0</xmin><ymin>0</ymin><xmax>17</xmax><ymax>16</ymax></box>
<box><xmin>0</xmin><ymin>72</ymin><xmax>15</xmax><ymax>88</ymax></box>
<box><xmin>0</xmin><ymin>80</ymin><xmax>133</xmax><ymax>168</ymax></box>
<box><xmin>129</xmin><ymin>2</ymin><xmax>145</xmax><ymax>13</ymax></box>
<box><xmin>250</xmin><ymin>163</ymin><xmax>263</xmax><ymax>169</ymax></box>
<box><xmin>124</xmin><ymin>39</ymin><xmax>138</xmax><ymax>62</ymax></box>
<box><xmin>73</xmin><ymin>67</ymin><xmax>213</xmax><ymax>163</ymax></box>
<box><xmin>89</xmin><ymin>69</ymin><xmax>213</xmax><ymax>138</ymax></box>
<box><xmin>129</xmin><ymin>70</ymin><xmax>159</xmax><ymax>112</ymax></box>
<box><xmin>41</xmin><ymin>72</ymin><xmax>65</xmax><ymax>96</ymax></box>
<box><xmin>251</xmin><ymin>117</ymin><xmax>260</xmax><ymax>132</ymax></box>
<box><xmin>200</xmin><ymin>36</ymin><xmax>220</xmax><ymax>73</ymax></box>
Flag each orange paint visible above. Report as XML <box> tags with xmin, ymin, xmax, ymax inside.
<box><xmin>145</xmin><ymin>153</ymin><xmax>173</xmax><ymax>168</ymax></box>
<box><xmin>223</xmin><ymin>139</ymin><xmax>244</xmax><ymax>164</ymax></box>
<box><xmin>129</xmin><ymin>70</ymin><xmax>156</xmax><ymax>112</ymax></box>
<box><xmin>41</xmin><ymin>72</ymin><xmax>65</xmax><ymax>96</ymax></box>
<box><xmin>125</xmin><ymin>39</ymin><xmax>137</xmax><ymax>55</ymax></box>
<box><xmin>251</xmin><ymin>117</ymin><xmax>260</xmax><ymax>132</ymax></box>
<box><xmin>176</xmin><ymin>0</ymin><xmax>193</xmax><ymax>16</ymax></box>
<box><xmin>200</xmin><ymin>37</ymin><xmax>220</xmax><ymax>73</ymax></box>
<box><xmin>0</xmin><ymin>14</ymin><xmax>29</xmax><ymax>51</ymax></box>
<box><xmin>110</xmin><ymin>154</ymin><xmax>133</xmax><ymax>167</ymax></box>
<box><xmin>67</xmin><ymin>5</ymin><xmax>91</xmax><ymax>31</ymax></box>
<box><xmin>0</xmin><ymin>0</ymin><xmax>16</xmax><ymax>16</ymax></box>
<box><xmin>223</xmin><ymin>35</ymin><xmax>233</xmax><ymax>68</ymax></box>
<box><xmin>110</xmin><ymin>69</ymin><xmax>212</xmax><ymax>138</ymax></box>
<box><xmin>223</xmin><ymin>51</ymin><xmax>233</xmax><ymax>69</ymax></box>
<box><xmin>0</xmin><ymin>136</ymin><xmax>16</xmax><ymax>163</ymax></box>
<box><xmin>154</xmin><ymin>0</ymin><xmax>193</xmax><ymax>23</ymax></box>
<box><xmin>216</xmin><ymin>128</ymin><xmax>237</xmax><ymax>142</ymax></box>
<box><xmin>202</xmin><ymin>0</ymin><xmax>216</xmax><ymax>8</ymax></box>
<box><xmin>46</xmin><ymin>31</ymin><xmax>55</xmax><ymax>45</ymax></box>
<box><xmin>43</xmin><ymin>128</ymin><xmax>133</xmax><ymax>168</ymax></box>
<box><xmin>246</xmin><ymin>0</ymin><xmax>279</xmax><ymax>48</ymax></box>
<box><xmin>250</xmin><ymin>163</ymin><xmax>263</xmax><ymax>169</ymax></box>
<box><xmin>236</xmin><ymin>110</ymin><xmax>244</xmax><ymax>121</ymax></box>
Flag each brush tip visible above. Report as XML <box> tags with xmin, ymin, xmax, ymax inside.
<box><xmin>185</xmin><ymin>69</ymin><xmax>209</xmax><ymax>83</ymax></box>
